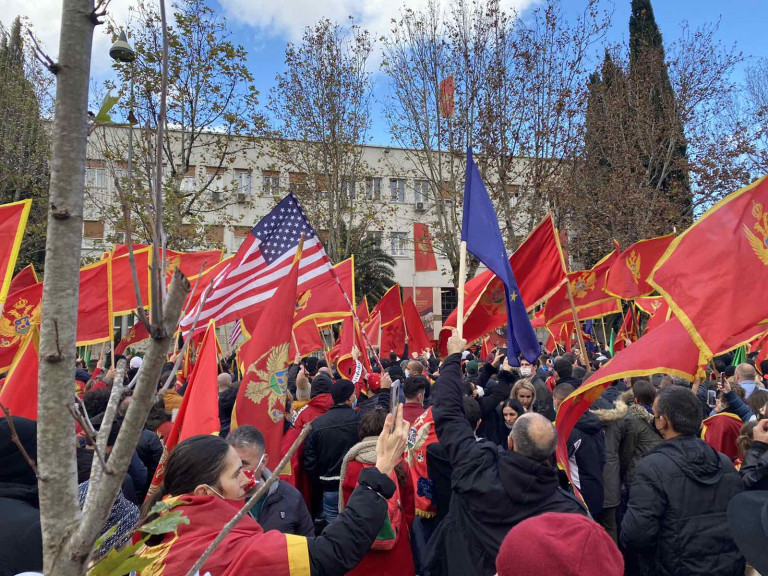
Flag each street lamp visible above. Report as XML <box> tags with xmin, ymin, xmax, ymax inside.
<box><xmin>110</xmin><ymin>30</ymin><xmax>136</xmax><ymax>338</ymax></box>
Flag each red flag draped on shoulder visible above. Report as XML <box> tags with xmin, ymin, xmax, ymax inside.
<box><xmin>76</xmin><ymin>259</ymin><xmax>113</xmax><ymax>345</ymax></box>
<box><xmin>0</xmin><ymin>324</ymin><xmax>39</xmax><ymax>420</ymax></box>
<box><xmin>112</xmin><ymin>246</ymin><xmax>152</xmax><ymax>316</ymax></box>
<box><xmin>0</xmin><ymin>282</ymin><xmax>42</xmax><ymax>372</ymax></box>
<box><xmin>649</xmin><ymin>176</ymin><xmax>768</xmax><ymax>360</ymax></box>
<box><xmin>293</xmin><ymin>257</ymin><xmax>354</xmax><ymax>329</ymax></box>
<box><xmin>604</xmin><ymin>234</ymin><xmax>674</xmax><ymax>300</ymax></box>
<box><xmin>232</xmin><ymin>244</ymin><xmax>302</xmax><ymax>462</ymax></box>
<box><xmin>414</xmin><ymin>223</ymin><xmax>438</xmax><ymax>272</ymax></box>
<box><xmin>440</xmin><ymin>214</ymin><xmax>566</xmax><ymax>354</ymax></box>
<box><xmin>148</xmin><ymin>320</ymin><xmax>221</xmax><ymax>498</ymax></box>
<box><xmin>372</xmin><ymin>284</ymin><xmax>405</xmax><ymax>357</ymax></box>
<box><xmin>544</xmin><ymin>243</ymin><xmax>620</xmax><ymax>325</ymax></box>
<box><xmin>0</xmin><ymin>199</ymin><xmax>31</xmax><ymax>304</ymax></box>
<box><xmin>404</xmin><ymin>297</ymin><xmax>431</xmax><ymax>355</ymax></box>
<box><xmin>7</xmin><ymin>264</ymin><xmax>38</xmax><ymax>296</ymax></box>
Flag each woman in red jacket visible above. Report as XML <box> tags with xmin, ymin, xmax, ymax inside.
<box><xmin>339</xmin><ymin>409</ymin><xmax>416</xmax><ymax>576</ymax></box>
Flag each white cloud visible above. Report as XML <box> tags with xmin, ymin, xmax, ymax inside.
<box><xmin>0</xmin><ymin>0</ymin><xmax>134</xmax><ymax>77</ymax></box>
<box><xmin>219</xmin><ymin>0</ymin><xmax>538</xmax><ymax>43</ymax></box>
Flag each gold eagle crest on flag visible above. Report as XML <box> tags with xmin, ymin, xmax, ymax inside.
<box><xmin>744</xmin><ymin>201</ymin><xmax>768</xmax><ymax>266</ymax></box>
<box><xmin>626</xmin><ymin>250</ymin><xmax>641</xmax><ymax>284</ymax></box>
<box><xmin>0</xmin><ymin>298</ymin><xmax>37</xmax><ymax>347</ymax></box>
<box><xmin>295</xmin><ymin>290</ymin><xmax>312</xmax><ymax>312</ymax></box>
<box><xmin>244</xmin><ymin>343</ymin><xmax>289</xmax><ymax>423</ymax></box>
<box><xmin>570</xmin><ymin>271</ymin><xmax>597</xmax><ymax>299</ymax></box>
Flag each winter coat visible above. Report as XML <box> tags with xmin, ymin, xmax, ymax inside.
<box><xmin>567</xmin><ymin>409</ymin><xmax>606</xmax><ymax>517</ymax></box>
<box><xmin>135</xmin><ymin>428</ymin><xmax>164</xmax><ymax>497</ymax></box>
<box><xmin>618</xmin><ymin>400</ymin><xmax>662</xmax><ymax>484</ymax></box>
<box><xmin>530</xmin><ymin>372</ymin><xmax>556</xmax><ymax>420</ymax></box>
<box><xmin>247</xmin><ymin>471</ymin><xmax>314</xmax><ymax>537</ymax></box>
<box><xmin>740</xmin><ymin>440</ymin><xmax>768</xmax><ymax>491</ymax></box>
<box><xmin>425</xmin><ymin>353</ymin><xmax>586</xmax><ymax>576</ymax></box>
<box><xmin>304</xmin><ymin>405</ymin><xmax>363</xmax><ymax>492</ymax></box>
<box><xmin>475</xmin><ymin>369</ymin><xmax>515</xmax><ymax>447</ymax></box>
<box><xmin>338</xmin><ymin>438</ymin><xmax>416</xmax><ymax>576</ymax></box>
<box><xmin>592</xmin><ymin>399</ymin><xmax>628</xmax><ymax>509</ymax></box>
<box><xmin>0</xmin><ymin>483</ymin><xmax>42</xmax><ymax>576</ymax></box>
<box><xmin>402</xmin><ymin>401</ymin><xmax>426</xmax><ymax>426</ymax></box>
<box><xmin>620</xmin><ymin>435</ymin><xmax>745</xmax><ymax>576</ymax></box>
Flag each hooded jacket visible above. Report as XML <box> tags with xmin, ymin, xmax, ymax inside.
<box><xmin>247</xmin><ymin>469</ymin><xmax>314</xmax><ymax>537</ymax></box>
<box><xmin>567</xmin><ymin>409</ymin><xmax>606</xmax><ymax>517</ymax></box>
<box><xmin>620</xmin><ymin>435</ymin><xmax>745</xmax><ymax>576</ymax></box>
<box><xmin>618</xmin><ymin>399</ymin><xmax>662</xmax><ymax>484</ymax></box>
<box><xmin>425</xmin><ymin>353</ymin><xmax>586</xmax><ymax>576</ymax></box>
<box><xmin>592</xmin><ymin>399</ymin><xmax>628</xmax><ymax>509</ymax></box>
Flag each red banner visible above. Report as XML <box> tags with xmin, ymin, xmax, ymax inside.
<box><xmin>413</xmin><ymin>223</ymin><xmax>438</xmax><ymax>272</ymax></box>
<box><xmin>111</xmin><ymin>247</ymin><xmax>152</xmax><ymax>316</ymax></box>
<box><xmin>0</xmin><ymin>282</ymin><xmax>42</xmax><ymax>372</ymax></box>
<box><xmin>0</xmin><ymin>324</ymin><xmax>39</xmax><ymax>421</ymax></box>
<box><xmin>439</xmin><ymin>76</ymin><xmax>455</xmax><ymax>118</ymax></box>
<box><xmin>0</xmin><ymin>199</ymin><xmax>31</xmax><ymax>304</ymax></box>
<box><xmin>604</xmin><ymin>234</ymin><xmax>674</xmax><ymax>300</ymax></box>
<box><xmin>76</xmin><ymin>259</ymin><xmax>113</xmax><ymax>346</ymax></box>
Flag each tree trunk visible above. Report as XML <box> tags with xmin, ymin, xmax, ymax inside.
<box><xmin>36</xmin><ymin>0</ymin><xmax>95</xmax><ymax>574</ymax></box>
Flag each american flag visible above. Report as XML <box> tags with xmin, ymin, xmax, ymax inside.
<box><xmin>228</xmin><ymin>319</ymin><xmax>242</xmax><ymax>348</ymax></box>
<box><xmin>179</xmin><ymin>193</ymin><xmax>332</xmax><ymax>334</ymax></box>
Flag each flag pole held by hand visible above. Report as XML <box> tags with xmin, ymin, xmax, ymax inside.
<box><xmin>456</xmin><ymin>240</ymin><xmax>467</xmax><ymax>340</ymax></box>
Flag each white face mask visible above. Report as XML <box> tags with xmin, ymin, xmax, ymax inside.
<box><xmin>520</xmin><ymin>367</ymin><xmax>532</xmax><ymax>377</ymax></box>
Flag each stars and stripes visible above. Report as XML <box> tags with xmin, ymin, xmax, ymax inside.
<box><xmin>179</xmin><ymin>193</ymin><xmax>332</xmax><ymax>335</ymax></box>
<box><xmin>228</xmin><ymin>319</ymin><xmax>242</xmax><ymax>347</ymax></box>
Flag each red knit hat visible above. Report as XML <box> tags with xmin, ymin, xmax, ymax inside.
<box><xmin>367</xmin><ymin>373</ymin><xmax>382</xmax><ymax>393</ymax></box>
<box><xmin>496</xmin><ymin>513</ymin><xmax>623</xmax><ymax>576</ymax></box>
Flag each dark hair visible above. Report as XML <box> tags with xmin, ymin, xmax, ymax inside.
<box><xmin>404</xmin><ymin>375</ymin><xmax>428</xmax><ymax>399</ymax></box>
<box><xmin>747</xmin><ymin>390</ymin><xmax>768</xmax><ymax>417</ymax></box>
<box><xmin>227</xmin><ymin>425</ymin><xmax>265</xmax><ymax>451</ymax></box>
<box><xmin>145</xmin><ymin>398</ymin><xmax>170</xmax><ymax>431</ymax></box>
<box><xmin>554</xmin><ymin>358</ymin><xmax>573</xmax><ymax>379</ymax></box>
<box><xmin>561</xmin><ymin>352</ymin><xmax>576</xmax><ymax>365</ymax></box>
<box><xmin>83</xmin><ymin>388</ymin><xmax>111</xmax><ymax>419</ymax></box>
<box><xmin>738</xmin><ymin>420</ymin><xmax>758</xmax><ymax>457</ymax></box>
<box><xmin>632</xmin><ymin>380</ymin><xmax>656</xmax><ymax>406</ymax></box>
<box><xmin>503</xmin><ymin>398</ymin><xmax>524</xmax><ymax>415</ymax></box>
<box><xmin>463</xmin><ymin>397</ymin><xmax>482</xmax><ymax>430</ymax></box>
<box><xmin>142</xmin><ymin>435</ymin><xmax>231</xmax><ymax>517</ymax></box>
<box><xmin>389</xmin><ymin>351</ymin><xmax>398</xmax><ymax>362</ymax></box>
<box><xmin>359</xmin><ymin>409</ymin><xmax>387</xmax><ymax>440</ymax></box>
<box><xmin>553</xmin><ymin>383</ymin><xmax>575</xmax><ymax>404</ymax></box>
<box><xmin>656</xmin><ymin>386</ymin><xmax>702</xmax><ymax>435</ymax></box>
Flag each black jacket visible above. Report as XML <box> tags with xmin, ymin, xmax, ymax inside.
<box><xmin>304</xmin><ymin>405</ymin><xmax>363</xmax><ymax>492</ymax></box>
<box><xmin>530</xmin><ymin>372</ymin><xmax>556</xmax><ymax>421</ymax></box>
<box><xmin>592</xmin><ymin>399</ymin><xmax>628</xmax><ymax>509</ymax></box>
<box><xmin>740</xmin><ymin>440</ymin><xmax>768</xmax><ymax>491</ymax></box>
<box><xmin>248</xmin><ymin>472</ymin><xmax>315</xmax><ymax>537</ymax></box>
<box><xmin>135</xmin><ymin>429</ymin><xmax>164</xmax><ymax>498</ymax></box>
<box><xmin>307</xmin><ymin>467</ymin><xmax>396</xmax><ymax>576</ymax></box>
<box><xmin>0</xmin><ymin>484</ymin><xmax>42</xmax><ymax>576</ymax></box>
<box><xmin>620</xmin><ymin>435</ymin><xmax>745</xmax><ymax>576</ymax></box>
<box><xmin>425</xmin><ymin>353</ymin><xmax>586</xmax><ymax>576</ymax></box>
<box><xmin>619</xmin><ymin>400</ymin><xmax>662</xmax><ymax>484</ymax></box>
<box><xmin>567</xmin><ymin>409</ymin><xmax>606</xmax><ymax>517</ymax></box>
<box><xmin>475</xmin><ymin>366</ymin><xmax>515</xmax><ymax>446</ymax></box>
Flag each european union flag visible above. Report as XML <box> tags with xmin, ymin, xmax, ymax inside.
<box><xmin>462</xmin><ymin>147</ymin><xmax>540</xmax><ymax>364</ymax></box>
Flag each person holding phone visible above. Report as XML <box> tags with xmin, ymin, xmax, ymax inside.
<box><xmin>717</xmin><ymin>376</ymin><xmax>756</xmax><ymax>422</ymax></box>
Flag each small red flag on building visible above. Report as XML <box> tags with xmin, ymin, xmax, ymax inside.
<box><xmin>0</xmin><ymin>324</ymin><xmax>39</xmax><ymax>421</ymax></box>
<box><xmin>0</xmin><ymin>199</ymin><xmax>31</xmax><ymax>304</ymax></box>
<box><xmin>413</xmin><ymin>223</ymin><xmax>438</xmax><ymax>272</ymax></box>
<box><xmin>7</xmin><ymin>264</ymin><xmax>38</xmax><ymax>296</ymax></box>
<box><xmin>0</xmin><ymin>282</ymin><xmax>42</xmax><ymax>372</ymax></box>
<box><xmin>76</xmin><ymin>258</ymin><xmax>113</xmax><ymax>346</ymax></box>
<box><xmin>604</xmin><ymin>234</ymin><xmax>674</xmax><ymax>300</ymax></box>
<box><xmin>649</xmin><ymin>176</ymin><xmax>768</xmax><ymax>360</ymax></box>
<box><xmin>439</xmin><ymin>75</ymin><xmax>455</xmax><ymax>118</ymax></box>
<box><xmin>232</xmin><ymin>245</ymin><xmax>302</xmax><ymax>462</ymax></box>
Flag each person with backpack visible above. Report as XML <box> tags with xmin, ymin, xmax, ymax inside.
<box><xmin>339</xmin><ymin>410</ymin><xmax>416</xmax><ymax>576</ymax></box>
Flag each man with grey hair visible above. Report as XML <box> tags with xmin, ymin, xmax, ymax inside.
<box><xmin>424</xmin><ymin>334</ymin><xmax>586</xmax><ymax>576</ymax></box>
<box><xmin>228</xmin><ymin>425</ymin><xmax>314</xmax><ymax>537</ymax></box>
<box><xmin>735</xmin><ymin>363</ymin><xmax>760</xmax><ymax>398</ymax></box>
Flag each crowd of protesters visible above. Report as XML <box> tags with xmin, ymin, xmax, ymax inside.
<box><xmin>3</xmin><ymin>333</ymin><xmax>768</xmax><ymax>576</ymax></box>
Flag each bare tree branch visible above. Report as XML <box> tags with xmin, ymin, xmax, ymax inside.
<box><xmin>0</xmin><ymin>402</ymin><xmax>44</xmax><ymax>480</ymax></box>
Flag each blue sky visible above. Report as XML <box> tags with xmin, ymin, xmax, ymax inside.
<box><xmin>4</xmin><ymin>0</ymin><xmax>766</xmax><ymax>145</ymax></box>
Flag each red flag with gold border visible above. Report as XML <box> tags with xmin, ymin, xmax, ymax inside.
<box><xmin>232</xmin><ymin>247</ymin><xmax>301</xmax><ymax>462</ymax></box>
<box><xmin>290</xmin><ymin>320</ymin><xmax>324</xmax><ymax>358</ymax></box>
<box><xmin>76</xmin><ymin>259</ymin><xmax>113</xmax><ymax>345</ymax></box>
<box><xmin>356</xmin><ymin>297</ymin><xmax>370</xmax><ymax>325</ymax></box>
<box><xmin>293</xmin><ymin>257</ymin><xmax>354</xmax><ymax>329</ymax></box>
<box><xmin>0</xmin><ymin>282</ymin><xmax>42</xmax><ymax>372</ymax></box>
<box><xmin>115</xmin><ymin>322</ymin><xmax>151</xmax><ymax>355</ymax></box>
<box><xmin>112</xmin><ymin>244</ymin><xmax>149</xmax><ymax>258</ymax></box>
<box><xmin>371</xmin><ymin>284</ymin><xmax>405</xmax><ymax>357</ymax></box>
<box><xmin>414</xmin><ymin>223</ymin><xmax>438</xmax><ymax>272</ymax></box>
<box><xmin>7</xmin><ymin>264</ymin><xmax>38</xmax><ymax>296</ymax></box>
<box><xmin>649</xmin><ymin>176</ymin><xmax>768</xmax><ymax>359</ymax></box>
<box><xmin>636</xmin><ymin>296</ymin><xmax>671</xmax><ymax>334</ymax></box>
<box><xmin>165</xmin><ymin>249</ymin><xmax>224</xmax><ymax>285</ymax></box>
<box><xmin>0</xmin><ymin>199</ymin><xmax>31</xmax><ymax>304</ymax></box>
<box><xmin>111</xmin><ymin>246</ymin><xmax>152</xmax><ymax>316</ymax></box>
<box><xmin>0</xmin><ymin>324</ymin><xmax>39</xmax><ymax>421</ymax></box>
<box><xmin>604</xmin><ymin>234</ymin><xmax>674</xmax><ymax>299</ymax></box>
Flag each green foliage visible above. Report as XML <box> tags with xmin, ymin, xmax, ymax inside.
<box><xmin>94</xmin><ymin>90</ymin><xmax>120</xmax><ymax>125</ymax></box>
<box><xmin>337</xmin><ymin>222</ymin><xmax>395</xmax><ymax>302</ymax></box>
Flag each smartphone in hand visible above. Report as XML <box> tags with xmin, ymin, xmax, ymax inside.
<box><xmin>707</xmin><ymin>389</ymin><xmax>717</xmax><ymax>409</ymax></box>
<box><xmin>390</xmin><ymin>379</ymin><xmax>401</xmax><ymax>432</ymax></box>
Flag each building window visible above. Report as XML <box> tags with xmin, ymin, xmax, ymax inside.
<box><xmin>85</xmin><ymin>164</ymin><xmax>107</xmax><ymax>192</ymax></box>
<box><xmin>232</xmin><ymin>225</ymin><xmax>251</xmax><ymax>249</ymax></box>
<box><xmin>289</xmin><ymin>172</ymin><xmax>307</xmax><ymax>194</ymax></box>
<box><xmin>414</xmin><ymin>179</ymin><xmax>429</xmax><ymax>203</ymax></box>
<box><xmin>389</xmin><ymin>178</ymin><xmax>406</xmax><ymax>202</ymax></box>
<box><xmin>368</xmin><ymin>230</ymin><xmax>383</xmax><ymax>249</ymax></box>
<box><xmin>180</xmin><ymin>165</ymin><xmax>196</xmax><ymax>193</ymax></box>
<box><xmin>263</xmin><ymin>170</ymin><xmax>280</xmax><ymax>196</ymax></box>
<box><xmin>390</xmin><ymin>231</ymin><xmax>408</xmax><ymax>257</ymax></box>
<box><xmin>440</xmin><ymin>287</ymin><xmax>457</xmax><ymax>323</ymax></box>
<box><xmin>505</xmin><ymin>183</ymin><xmax>520</xmax><ymax>201</ymax></box>
<box><xmin>205</xmin><ymin>225</ymin><xmax>225</xmax><ymax>245</ymax></box>
<box><xmin>365</xmin><ymin>177</ymin><xmax>381</xmax><ymax>200</ymax></box>
<box><xmin>341</xmin><ymin>177</ymin><xmax>356</xmax><ymax>200</ymax></box>
<box><xmin>235</xmin><ymin>169</ymin><xmax>252</xmax><ymax>196</ymax></box>
<box><xmin>206</xmin><ymin>166</ymin><xmax>225</xmax><ymax>202</ymax></box>
<box><xmin>83</xmin><ymin>220</ymin><xmax>104</xmax><ymax>239</ymax></box>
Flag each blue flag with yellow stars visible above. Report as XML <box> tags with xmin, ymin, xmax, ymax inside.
<box><xmin>462</xmin><ymin>147</ymin><xmax>539</xmax><ymax>364</ymax></box>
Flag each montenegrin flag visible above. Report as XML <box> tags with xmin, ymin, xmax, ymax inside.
<box><xmin>649</xmin><ymin>175</ymin><xmax>768</xmax><ymax>359</ymax></box>
<box><xmin>0</xmin><ymin>282</ymin><xmax>42</xmax><ymax>372</ymax></box>
<box><xmin>0</xmin><ymin>199</ymin><xmax>31</xmax><ymax>304</ymax></box>
<box><xmin>0</xmin><ymin>323</ymin><xmax>39</xmax><ymax>421</ymax></box>
<box><xmin>76</xmin><ymin>258</ymin><xmax>113</xmax><ymax>346</ymax></box>
<box><xmin>604</xmin><ymin>234</ymin><xmax>674</xmax><ymax>300</ymax></box>
<box><xmin>111</xmin><ymin>246</ymin><xmax>152</xmax><ymax>316</ymax></box>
